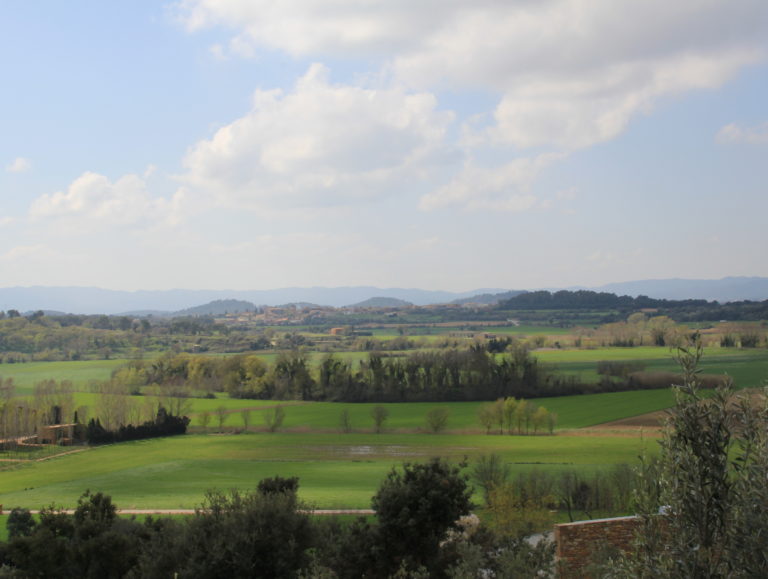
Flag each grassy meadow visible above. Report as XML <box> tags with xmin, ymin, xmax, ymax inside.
<box><xmin>536</xmin><ymin>346</ymin><xmax>768</xmax><ymax>387</ymax></box>
<box><xmin>0</xmin><ymin>431</ymin><xmax>655</xmax><ymax>511</ymax></box>
<box><xmin>182</xmin><ymin>389</ymin><xmax>676</xmax><ymax>431</ymax></box>
<box><xmin>0</xmin><ymin>358</ymin><xmax>129</xmax><ymax>395</ymax></box>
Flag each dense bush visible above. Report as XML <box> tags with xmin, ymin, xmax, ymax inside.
<box><xmin>1</xmin><ymin>491</ymin><xmax>147</xmax><ymax>578</ymax></box>
<box><xmin>372</xmin><ymin>458</ymin><xmax>474</xmax><ymax>575</ymax></box>
<box><xmin>135</xmin><ymin>488</ymin><xmax>314</xmax><ymax>578</ymax></box>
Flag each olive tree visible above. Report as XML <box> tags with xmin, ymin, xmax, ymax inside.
<box><xmin>607</xmin><ymin>335</ymin><xmax>768</xmax><ymax>577</ymax></box>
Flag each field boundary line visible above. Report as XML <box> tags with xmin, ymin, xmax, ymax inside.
<box><xmin>36</xmin><ymin>448</ymin><xmax>89</xmax><ymax>461</ymax></box>
<box><xmin>16</xmin><ymin>508</ymin><xmax>375</xmax><ymax>516</ymax></box>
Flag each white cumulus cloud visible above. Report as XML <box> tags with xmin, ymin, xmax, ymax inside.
<box><xmin>716</xmin><ymin>122</ymin><xmax>768</xmax><ymax>145</ymax></box>
<box><xmin>29</xmin><ymin>171</ymin><xmax>176</xmax><ymax>227</ymax></box>
<box><xmin>6</xmin><ymin>157</ymin><xmax>32</xmax><ymax>173</ymax></box>
<box><xmin>176</xmin><ymin>0</ymin><xmax>768</xmax><ymax>150</ymax></box>
<box><xmin>420</xmin><ymin>153</ymin><xmax>566</xmax><ymax>211</ymax></box>
<box><xmin>485</xmin><ymin>50</ymin><xmax>760</xmax><ymax>149</ymax></box>
<box><xmin>180</xmin><ymin>63</ymin><xmax>454</xmax><ymax>209</ymax></box>
<box><xmin>174</xmin><ymin>0</ymin><xmax>460</xmax><ymax>57</ymax></box>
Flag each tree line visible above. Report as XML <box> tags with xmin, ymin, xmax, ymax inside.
<box><xmin>497</xmin><ymin>289</ymin><xmax>709</xmax><ymax>311</ymax></box>
<box><xmin>496</xmin><ymin>289</ymin><xmax>768</xmax><ymax>322</ymax></box>
<box><xmin>0</xmin><ymin>378</ymin><xmax>191</xmax><ymax>452</ymax></box>
<box><xmin>0</xmin><ymin>379</ymin><xmax>78</xmax><ymax>449</ymax></box>
<box><xmin>113</xmin><ymin>344</ymin><xmax>698</xmax><ymax>404</ymax></box>
<box><xmin>477</xmin><ymin>397</ymin><xmax>557</xmax><ymax>435</ymax></box>
<box><xmin>85</xmin><ymin>407</ymin><xmax>189</xmax><ymax>445</ymax></box>
<box><xmin>114</xmin><ymin>347</ymin><xmax>592</xmax><ymax>403</ymax></box>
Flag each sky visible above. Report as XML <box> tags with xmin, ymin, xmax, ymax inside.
<box><xmin>1</xmin><ymin>0</ymin><xmax>767</xmax><ymax>292</ymax></box>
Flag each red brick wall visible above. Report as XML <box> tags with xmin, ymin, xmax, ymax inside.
<box><xmin>554</xmin><ymin>516</ymin><xmax>640</xmax><ymax>577</ymax></box>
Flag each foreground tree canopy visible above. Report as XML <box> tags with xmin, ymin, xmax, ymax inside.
<box><xmin>0</xmin><ymin>461</ymin><xmax>555</xmax><ymax>578</ymax></box>
<box><xmin>604</xmin><ymin>335</ymin><xmax>768</xmax><ymax>577</ymax></box>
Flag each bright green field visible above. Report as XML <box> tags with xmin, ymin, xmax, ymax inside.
<box><xmin>534</xmin><ymin>346</ymin><xmax>764</xmax><ymax>363</ymax></box>
<box><xmin>482</xmin><ymin>325</ymin><xmax>573</xmax><ymax>336</ymax></box>
<box><xmin>27</xmin><ymin>388</ymin><xmax>673</xmax><ymax>436</ymax></box>
<box><xmin>0</xmin><ymin>359</ymin><xmax>129</xmax><ymax>394</ymax></box>
<box><xmin>536</xmin><ymin>347</ymin><xmax>768</xmax><ymax>388</ymax></box>
<box><xmin>0</xmin><ymin>432</ymin><xmax>654</xmax><ymax>511</ymax></box>
<box><xmin>55</xmin><ymin>388</ymin><xmax>673</xmax><ymax>431</ymax></box>
<box><xmin>183</xmin><ymin>390</ymin><xmax>676</xmax><ymax>431</ymax></box>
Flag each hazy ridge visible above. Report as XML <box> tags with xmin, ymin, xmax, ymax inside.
<box><xmin>1</xmin><ymin>277</ymin><xmax>766</xmax><ymax>315</ymax></box>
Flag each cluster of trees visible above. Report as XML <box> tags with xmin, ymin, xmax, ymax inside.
<box><xmin>497</xmin><ymin>289</ymin><xmax>710</xmax><ymax>312</ymax></box>
<box><xmin>497</xmin><ymin>290</ymin><xmax>768</xmax><ymax>324</ymax></box>
<box><xmin>659</xmin><ymin>299</ymin><xmax>768</xmax><ymax>323</ymax></box>
<box><xmin>121</xmin><ymin>347</ymin><xmax>585</xmax><ymax>403</ymax></box>
<box><xmin>590</xmin><ymin>313</ymin><xmax>767</xmax><ymax>349</ymax></box>
<box><xmin>472</xmin><ymin>456</ymin><xmax>634</xmax><ymax>528</ymax></box>
<box><xmin>85</xmin><ymin>407</ymin><xmax>190</xmax><ymax>445</ymax></box>
<box><xmin>477</xmin><ymin>397</ymin><xmax>557</xmax><ymax>435</ymax></box>
<box><xmin>0</xmin><ymin>315</ymin><xmax>140</xmax><ymax>361</ymax></box>
<box><xmin>589</xmin><ymin>313</ymin><xmax>681</xmax><ymax>347</ymax></box>
<box><xmin>0</xmin><ymin>460</ymin><xmax>555</xmax><ymax>578</ymax></box>
<box><xmin>717</xmin><ymin>322</ymin><xmax>765</xmax><ymax>348</ymax></box>
<box><xmin>114</xmin><ymin>342</ymin><xmax>700</xmax><ymax>405</ymax></box>
<box><xmin>0</xmin><ymin>312</ymin><xmax>272</xmax><ymax>361</ymax></box>
<box><xmin>0</xmin><ymin>379</ymin><xmax>80</xmax><ymax>449</ymax></box>
<box><xmin>0</xmin><ymin>378</ymin><xmax>191</xmax><ymax>451</ymax></box>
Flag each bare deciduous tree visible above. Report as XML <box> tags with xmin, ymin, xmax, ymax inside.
<box><xmin>263</xmin><ymin>405</ymin><xmax>285</xmax><ymax>433</ymax></box>
<box><xmin>371</xmin><ymin>405</ymin><xmax>389</xmax><ymax>434</ymax></box>
<box><xmin>241</xmin><ymin>409</ymin><xmax>251</xmax><ymax>432</ymax></box>
<box><xmin>425</xmin><ymin>407</ymin><xmax>449</xmax><ymax>433</ymax></box>
<box><xmin>216</xmin><ymin>405</ymin><xmax>228</xmax><ymax>432</ymax></box>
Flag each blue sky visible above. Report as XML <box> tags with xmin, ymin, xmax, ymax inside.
<box><xmin>1</xmin><ymin>0</ymin><xmax>766</xmax><ymax>292</ymax></box>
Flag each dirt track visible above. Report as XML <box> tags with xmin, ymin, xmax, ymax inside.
<box><xmin>591</xmin><ymin>410</ymin><xmax>668</xmax><ymax>429</ymax></box>
<box><xmin>15</xmin><ymin>509</ymin><xmax>374</xmax><ymax>516</ymax></box>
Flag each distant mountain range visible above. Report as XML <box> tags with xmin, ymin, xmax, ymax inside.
<box><xmin>1</xmin><ymin>277</ymin><xmax>766</xmax><ymax>315</ymax></box>
<box><xmin>0</xmin><ymin>286</ymin><xmax>506</xmax><ymax>315</ymax></box>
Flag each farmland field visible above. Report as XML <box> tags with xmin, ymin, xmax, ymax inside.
<box><xmin>1</xmin><ymin>343</ymin><xmax>764</xmax><ymax>515</ymax></box>
<box><xmin>182</xmin><ymin>390</ymin><xmax>677</xmax><ymax>430</ymax></box>
<box><xmin>0</xmin><ymin>359</ymin><xmax>129</xmax><ymax>394</ymax></box>
<box><xmin>535</xmin><ymin>346</ymin><xmax>768</xmax><ymax>387</ymax></box>
<box><xmin>0</xmin><ymin>431</ymin><xmax>655</xmax><ymax>511</ymax></box>
<box><xmin>0</xmin><ymin>386</ymin><xmax>671</xmax><ymax>511</ymax></box>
